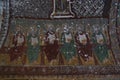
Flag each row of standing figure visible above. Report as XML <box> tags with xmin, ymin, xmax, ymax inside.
<box><xmin>9</xmin><ymin>24</ymin><xmax>115</xmax><ymax>65</ymax></box>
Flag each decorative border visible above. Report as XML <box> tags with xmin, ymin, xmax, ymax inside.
<box><xmin>0</xmin><ymin>66</ymin><xmax>120</xmax><ymax>75</ymax></box>
<box><xmin>0</xmin><ymin>0</ymin><xmax>10</xmax><ymax>48</ymax></box>
<box><xmin>116</xmin><ymin>0</ymin><xmax>120</xmax><ymax>48</ymax></box>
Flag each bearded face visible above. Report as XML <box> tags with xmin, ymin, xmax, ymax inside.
<box><xmin>16</xmin><ymin>32</ymin><xmax>24</xmax><ymax>46</ymax></box>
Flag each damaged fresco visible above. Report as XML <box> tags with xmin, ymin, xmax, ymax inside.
<box><xmin>0</xmin><ymin>0</ymin><xmax>120</xmax><ymax>79</ymax></box>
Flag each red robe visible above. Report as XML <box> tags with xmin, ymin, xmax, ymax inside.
<box><xmin>9</xmin><ymin>32</ymin><xmax>25</xmax><ymax>61</ymax></box>
<box><xmin>44</xmin><ymin>31</ymin><xmax>59</xmax><ymax>62</ymax></box>
<box><xmin>75</xmin><ymin>32</ymin><xmax>92</xmax><ymax>62</ymax></box>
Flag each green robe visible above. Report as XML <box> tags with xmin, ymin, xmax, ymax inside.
<box><xmin>92</xmin><ymin>31</ymin><xmax>109</xmax><ymax>63</ymax></box>
<box><xmin>60</xmin><ymin>32</ymin><xmax>76</xmax><ymax>61</ymax></box>
<box><xmin>27</xmin><ymin>33</ymin><xmax>40</xmax><ymax>63</ymax></box>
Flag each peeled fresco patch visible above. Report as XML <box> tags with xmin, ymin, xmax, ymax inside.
<box><xmin>0</xmin><ymin>0</ymin><xmax>120</xmax><ymax>79</ymax></box>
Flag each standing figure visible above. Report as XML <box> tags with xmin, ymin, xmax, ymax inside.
<box><xmin>60</xmin><ymin>24</ymin><xmax>76</xmax><ymax>64</ymax></box>
<box><xmin>91</xmin><ymin>26</ymin><xmax>113</xmax><ymax>65</ymax></box>
<box><xmin>27</xmin><ymin>27</ymin><xmax>40</xmax><ymax>64</ymax></box>
<box><xmin>44</xmin><ymin>24</ymin><xmax>59</xmax><ymax>64</ymax></box>
<box><xmin>10</xmin><ymin>26</ymin><xmax>25</xmax><ymax>62</ymax></box>
<box><xmin>75</xmin><ymin>27</ymin><xmax>95</xmax><ymax>65</ymax></box>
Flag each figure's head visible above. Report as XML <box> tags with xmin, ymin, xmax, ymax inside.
<box><xmin>30</xmin><ymin>26</ymin><xmax>35</xmax><ymax>32</ymax></box>
<box><xmin>93</xmin><ymin>24</ymin><xmax>100</xmax><ymax>33</ymax></box>
<box><xmin>16</xmin><ymin>25</ymin><xmax>21</xmax><ymax>32</ymax></box>
<box><xmin>76</xmin><ymin>24</ymin><xmax>83</xmax><ymax>33</ymax></box>
<box><xmin>47</xmin><ymin>23</ymin><xmax>54</xmax><ymax>32</ymax></box>
<box><xmin>30</xmin><ymin>26</ymin><xmax>37</xmax><ymax>36</ymax></box>
<box><xmin>64</xmin><ymin>27</ymin><xmax>68</xmax><ymax>33</ymax></box>
<box><xmin>17</xmin><ymin>31</ymin><xmax>22</xmax><ymax>37</ymax></box>
<box><xmin>63</xmin><ymin>23</ymin><xmax>69</xmax><ymax>33</ymax></box>
<box><xmin>37</xmin><ymin>25</ymin><xmax>41</xmax><ymax>28</ymax></box>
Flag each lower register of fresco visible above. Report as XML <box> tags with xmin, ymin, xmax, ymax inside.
<box><xmin>0</xmin><ymin>18</ymin><xmax>116</xmax><ymax>66</ymax></box>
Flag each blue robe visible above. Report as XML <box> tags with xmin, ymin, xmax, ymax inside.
<box><xmin>92</xmin><ymin>31</ymin><xmax>109</xmax><ymax>63</ymax></box>
<box><xmin>60</xmin><ymin>32</ymin><xmax>76</xmax><ymax>61</ymax></box>
<box><xmin>27</xmin><ymin>33</ymin><xmax>40</xmax><ymax>63</ymax></box>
